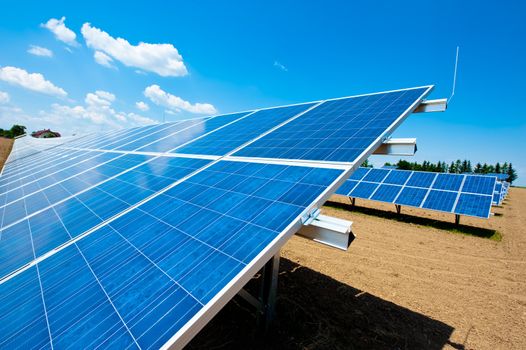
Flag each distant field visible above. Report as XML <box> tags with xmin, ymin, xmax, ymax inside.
<box><xmin>189</xmin><ymin>187</ymin><xmax>526</xmax><ymax>349</ymax></box>
<box><xmin>0</xmin><ymin>137</ymin><xmax>13</xmax><ymax>171</ymax></box>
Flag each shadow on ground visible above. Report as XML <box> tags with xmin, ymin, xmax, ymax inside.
<box><xmin>324</xmin><ymin>200</ymin><xmax>499</xmax><ymax>240</ymax></box>
<box><xmin>188</xmin><ymin>258</ymin><xmax>456</xmax><ymax>350</ymax></box>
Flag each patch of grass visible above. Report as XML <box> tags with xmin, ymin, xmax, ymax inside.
<box><xmin>324</xmin><ymin>201</ymin><xmax>502</xmax><ymax>241</ymax></box>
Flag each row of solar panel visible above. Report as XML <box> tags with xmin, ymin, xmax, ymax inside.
<box><xmin>335</xmin><ymin>167</ymin><xmax>495</xmax><ymax>218</ymax></box>
<box><xmin>493</xmin><ymin>181</ymin><xmax>510</xmax><ymax>205</ymax></box>
<box><xmin>0</xmin><ymin>86</ymin><xmax>432</xmax><ymax>349</ymax></box>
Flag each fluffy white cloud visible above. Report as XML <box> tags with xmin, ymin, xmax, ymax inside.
<box><xmin>41</xmin><ymin>17</ymin><xmax>79</xmax><ymax>47</ymax></box>
<box><xmin>144</xmin><ymin>85</ymin><xmax>216</xmax><ymax>115</ymax></box>
<box><xmin>0</xmin><ymin>91</ymin><xmax>9</xmax><ymax>104</ymax></box>
<box><xmin>93</xmin><ymin>51</ymin><xmax>114</xmax><ymax>68</ymax></box>
<box><xmin>0</xmin><ymin>66</ymin><xmax>67</xmax><ymax>97</ymax></box>
<box><xmin>135</xmin><ymin>101</ymin><xmax>149</xmax><ymax>111</ymax></box>
<box><xmin>39</xmin><ymin>90</ymin><xmax>156</xmax><ymax>133</ymax></box>
<box><xmin>85</xmin><ymin>90</ymin><xmax>115</xmax><ymax>107</ymax></box>
<box><xmin>81</xmin><ymin>23</ymin><xmax>188</xmax><ymax>77</ymax></box>
<box><xmin>27</xmin><ymin>45</ymin><xmax>53</xmax><ymax>57</ymax></box>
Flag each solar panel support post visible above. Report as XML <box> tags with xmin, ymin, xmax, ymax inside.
<box><xmin>395</xmin><ymin>204</ymin><xmax>402</xmax><ymax>215</ymax></box>
<box><xmin>350</xmin><ymin>197</ymin><xmax>356</xmax><ymax>207</ymax></box>
<box><xmin>257</xmin><ymin>252</ymin><xmax>280</xmax><ymax>334</ymax></box>
<box><xmin>455</xmin><ymin>214</ymin><xmax>461</xmax><ymax>225</ymax></box>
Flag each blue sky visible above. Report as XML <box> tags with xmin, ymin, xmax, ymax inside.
<box><xmin>0</xmin><ymin>1</ymin><xmax>525</xmax><ymax>184</ymax></box>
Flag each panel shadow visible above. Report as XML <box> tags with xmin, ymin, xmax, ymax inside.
<box><xmin>188</xmin><ymin>257</ymin><xmax>455</xmax><ymax>350</ymax></box>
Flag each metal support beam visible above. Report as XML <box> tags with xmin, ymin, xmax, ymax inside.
<box><xmin>350</xmin><ymin>197</ymin><xmax>356</xmax><ymax>207</ymax></box>
<box><xmin>373</xmin><ymin>138</ymin><xmax>417</xmax><ymax>156</ymax></box>
<box><xmin>258</xmin><ymin>253</ymin><xmax>280</xmax><ymax>333</ymax></box>
<box><xmin>395</xmin><ymin>204</ymin><xmax>402</xmax><ymax>215</ymax></box>
<box><xmin>414</xmin><ymin>98</ymin><xmax>448</xmax><ymax>113</ymax></box>
<box><xmin>236</xmin><ymin>253</ymin><xmax>280</xmax><ymax>334</ymax></box>
<box><xmin>455</xmin><ymin>214</ymin><xmax>461</xmax><ymax>225</ymax></box>
<box><xmin>297</xmin><ymin>214</ymin><xmax>354</xmax><ymax>251</ymax></box>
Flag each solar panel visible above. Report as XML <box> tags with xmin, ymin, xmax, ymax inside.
<box><xmin>0</xmin><ymin>86</ymin><xmax>433</xmax><ymax>348</ymax></box>
<box><xmin>335</xmin><ymin>167</ymin><xmax>496</xmax><ymax>219</ymax></box>
<box><xmin>233</xmin><ymin>87</ymin><xmax>431</xmax><ymax>162</ymax></box>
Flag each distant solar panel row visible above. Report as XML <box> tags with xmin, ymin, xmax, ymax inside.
<box><xmin>0</xmin><ymin>86</ymin><xmax>433</xmax><ymax>349</ymax></box>
<box><xmin>335</xmin><ymin>167</ymin><xmax>496</xmax><ymax>218</ymax></box>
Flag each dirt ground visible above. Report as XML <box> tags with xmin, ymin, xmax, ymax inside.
<box><xmin>189</xmin><ymin>188</ymin><xmax>526</xmax><ymax>350</ymax></box>
<box><xmin>0</xmin><ymin>137</ymin><xmax>13</xmax><ymax>171</ymax></box>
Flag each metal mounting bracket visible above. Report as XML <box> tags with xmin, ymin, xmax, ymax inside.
<box><xmin>373</xmin><ymin>138</ymin><xmax>417</xmax><ymax>156</ymax></box>
<box><xmin>297</xmin><ymin>214</ymin><xmax>354</xmax><ymax>251</ymax></box>
<box><xmin>414</xmin><ymin>98</ymin><xmax>447</xmax><ymax>113</ymax></box>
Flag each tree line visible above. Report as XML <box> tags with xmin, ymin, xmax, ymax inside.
<box><xmin>380</xmin><ymin>159</ymin><xmax>518</xmax><ymax>184</ymax></box>
<box><xmin>0</xmin><ymin>125</ymin><xmax>26</xmax><ymax>138</ymax></box>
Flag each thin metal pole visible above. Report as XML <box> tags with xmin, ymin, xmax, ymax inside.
<box><xmin>449</xmin><ymin>46</ymin><xmax>460</xmax><ymax>103</ymax></box>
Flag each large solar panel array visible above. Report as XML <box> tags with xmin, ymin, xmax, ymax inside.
<box><xmin>335</xmin><ymin>167</ymin><xmax>497</xmax><ymax>218</ymax></box>
<box><xmin>0</xmin><ymin>86</ymin><xmax>432</xmax><ymax>349</ymax></box>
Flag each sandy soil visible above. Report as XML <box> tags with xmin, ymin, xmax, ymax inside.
<box><xmin>189</xmin><ymin>188</ymin><xmax>526</xmax><ymax>349</ymax></box>
<box><xmin>0</xmin><ymin>137</ymin><xmax>13</xmax><ymax>171</ymax></box>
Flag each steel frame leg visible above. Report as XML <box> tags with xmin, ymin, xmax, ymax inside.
<box><xmin>257</xmin><ymin>253</ymin><xmax>280</xmax><ymax>333</ymax></box>
<box><xmin>455</xmin><ymin>214</ymin><xmax>460</xmax><ymax>225</ymax></box>
<box><xmin>395</xmin><ymin>204</ymin><xmax>402</xmax><ymax>215</ymax></box>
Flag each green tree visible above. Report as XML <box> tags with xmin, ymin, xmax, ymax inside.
<box><xmin>11</xmin><ymin>125</ymin><xmax>26</xmax><ymax>137</ymax></box>
<box><xmin>507</xmin><ymin>163</ymin><xmax>518</xmax><ymax>184</ymax></box>
<box><xmin>495</xmin><ymin>162</ymin><xmax>501</xmax><ymax>173</ymax></box>
<box><xmin>361</xmin><ymin>159</ymin><xmax>372</xmax><ymax>168</ymax></box>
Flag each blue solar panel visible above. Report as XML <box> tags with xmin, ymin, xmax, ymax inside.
<box><xmin>432</xmin><ymin>173</ymin><xmax>463</xmax><ymax>191</ymax></box>
<box><xmin>406</xmin><ymin>172</ymin><xmax>436</xmax><ymax>188</ymax></box>
<box><xmin>383</xmin><ymin>170</ymin><xmax>411</xmax><ymax>185</ymax></box>
<box><xmin>461</xmin><ymin>175</ymin><xmax>496</xmax><ymax>195</ymax></box>
<box><xmin>371</xmin><ymin>184</ymin><xmax>402</xmax><ymax>202</ymax></box>
<box><xmin>176</xmin><ymin>104</ymin><xmax>316</xmax><ymax>156</ymax></box>
<box><xmin>137</xmin><ymin>112</ymin><xmax>251</xmax><ymax>153</ymax></box>
<box><xmin>0</xmin><ymin>153</ymin><xmax>154</xmax><ymax>229</ymax></box>
<box><xmin>362</xmin><ymin>168</ymin><xmax>389</xmax><ymax>183</ymax></box>
<box><xmin>336</xmin><ymin>167</ymin><xmax>496</xmax><ymax>219</ymax></box>
<box><xmin>422</xmin><ymin>190</ymin><xmax>457</xmax><ymax>212</ymax></box>
<box><xmin>0</xmin><ymin>157</ymin><xmax>211</xmax><ymax>279</ymax></box>
<box><xmin>348</xmin><ymin>167</ymin><xmax>370</xmax><ymax>180</ymax></box>
<box><xmin>233</xmin><ymin>87</ymin><xmax>431</xmax><ymax>162</ymax></box>
<box><xmin>394</xmin><ymin>187</ymin><xmax>428</xmax><ymax>207</ymax></box>
<box><xmin>335</xmin><ymin>179</ymin><xmax>358</xmax><ymax>196</ymax></box>
<box><xmin>1</xmin><ymin>87</ymin><xmax>441</xmax><ymax>348</ymax></box>
<box><xmin>0</xmin><ymin>160</ymin><xmax>343</xmax><ymax>348</ymax></box>
<box><xmin>455</xmin><ymin>193</ymin><xmax>492</xmax><ymax>218</ymax></box>
<box><xmin>350</xmin><ymin>182</ymin><xmax>378</xmax><ymax>199</ymax></box>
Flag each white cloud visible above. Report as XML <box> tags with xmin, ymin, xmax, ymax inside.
<box><xmin>144</xmin><ymin>84</ymin><xmax>217</xmax><ymax>115</ymax></box>
<box><xmin>93</xmin><ymin>51</ymin><xmax>114</xmax><ymax>68</ymax></box>
<box><xmin>0</xmin><ymin>66</ymin><xmax>67</xmax><ymax>97</ymax></box>
<box><xmin>1</xmin><ymin>93</ymin><xmax>157</xmax><ymax>136</ymax></box>
<box><xmin>81</xmin><ymin>23</ymin><xmax>188</xmax><ymax>77</ymax></box>
<box><xmin>39</xmin><ymin>90</ymin><xmax>156</xmax><ymax>133</ymax></box>
<box><xmin>41</xmin><ymin>17</ymin><xmax>79</xmax><ymax>47</ymax></box>
<box><xmin>85</xmin><ymin>90</ymin><xmax>115</xmax><ymax>107</ymax></box>
<box><xmin>27</xmin><ymin>45</ymin><xmax>53</xmax><ymax>57</ymax></box>
<box><xmin>135</xmin><ymin>101</ymin><xmax>149</xmax><ymax>111</ymax></box>
<box><xmin>274</xmin><ymin>60</ymin><xmax>288</xmax><ymax>72</ymax></box>
<box><xmin>0</xmin><ymin>91</ymin><xmax>9</xmax><ymax>104</ymax></box>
